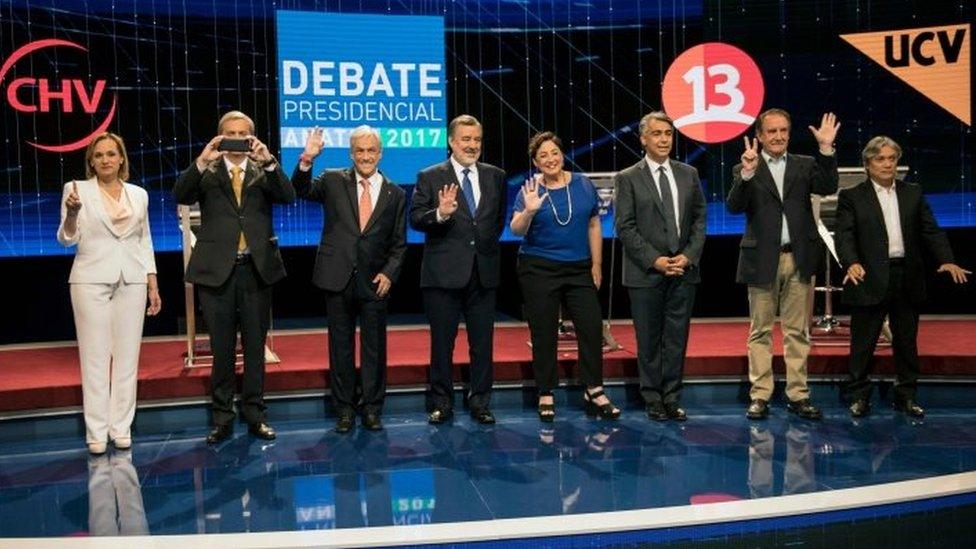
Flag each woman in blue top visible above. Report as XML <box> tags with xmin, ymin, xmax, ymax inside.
<box><xmin>511</xmin><ymin>131</ymin><xmax>620</xmax><ymax>422</ymax></box>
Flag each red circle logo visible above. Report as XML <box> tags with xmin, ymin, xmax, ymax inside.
<box><xmin>0</xmin><ymin>39</ymin><xmax>118</xmax><ymax>153</ymax></box>
<box><xmin>662</xmin><ymin>42</ymin><xmax>764</xmax><ymax>144</ymax></box>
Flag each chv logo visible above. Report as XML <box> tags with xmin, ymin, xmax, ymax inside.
<box><xmin>841</xmin><ymin>24</ymin><xmax>970</xmax><ymax>125</ymax></box>
<box><xmin>0</xmin><ymin>39</ymin><xmax>118</xmax><ymax>152</ymax></box>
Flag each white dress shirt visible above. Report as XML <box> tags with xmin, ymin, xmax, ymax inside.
<box><xmin>645</xmin><ymin>156</ymin><xmax>681</xmax><ymax>237</ymax></box>
<box><xmin>872</xmin><ymin>179</ymin><xmax>905</xmax><ymax>258</ymax></box>
<box><xmin>450</xmin><ymin>155</ymin><xmax>481</xmax><ymax>207</ymax></box>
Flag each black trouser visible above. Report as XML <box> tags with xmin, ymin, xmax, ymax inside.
<box><xmin>846</xmin><ymin>260</ymin><xmax>920</xmax><ymax>403</ymax></box>
<box><xmin>424</xmin><ymin>268</ymin><xmax>496</xmax><ymax>412</ymax></box>
<box><xmin>197</xmin><ymin>257</ymin><xmax>271</xmax><ymax>426</ymax></box>
<box><xmin>326</xmin><ymin>271</ymin><xmax>388</xmax><ymax>416</ymax></box>
<box><xmin>518</xmin><ymin>255</ymin><xmax>603</xmax><ymax>392</ymax></box>
<box><xmin>629</xmin><ymin>277</ymin><xmax>696</xmax><ymax>407</ymax></box>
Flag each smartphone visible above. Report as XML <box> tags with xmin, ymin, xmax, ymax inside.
<box><xmin>217</xmin><ymin>138</ymin><xmax>252</xmax><ymax>152</ymax></box>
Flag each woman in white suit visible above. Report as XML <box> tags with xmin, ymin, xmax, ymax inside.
<box><xmin>57</xmin><ymin>132</ymin><xmax>161</xmax><ymax>455</ymax></box>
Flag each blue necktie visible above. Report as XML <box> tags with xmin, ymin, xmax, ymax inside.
<box><xmin>461</xmin><ymin>168</ymin><xmax>477</xmax><ymax>214</ymax></box>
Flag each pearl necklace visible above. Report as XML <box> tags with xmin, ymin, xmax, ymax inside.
<box><xmin>544</xmin><ymin>172</ymin><xmax>572</xmax><ymax>226</ymax></box>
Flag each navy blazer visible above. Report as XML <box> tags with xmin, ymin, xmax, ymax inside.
<box><xmin>727</xmin><ymin>152</ymin><xmax>838</xmax><ymax>285</ymax></box>
<box><xmin>409</xmin><ymin>159</ymin><xmax>507</xmax><ymax>289</ymax></box>
<box><xmin>292</xmin><ymin>166</ymin><xmax>407</xmax><ymax>294</ymax></box>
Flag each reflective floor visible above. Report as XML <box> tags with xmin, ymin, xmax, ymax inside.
<box><xmin>2</xmin><ymin>402</ymin><xmax>976</xmax><ymax>538</ymax></box>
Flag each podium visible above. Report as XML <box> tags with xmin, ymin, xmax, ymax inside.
<box><xmin>177</xmin><ymin>204</ymin><xmax>280</xmax><ymax>369</ymax></box>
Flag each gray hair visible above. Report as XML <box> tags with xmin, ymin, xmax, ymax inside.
<box><xmin>861</xmin><ymin>135</ymin><xmax>902</xmax><ymax>168</ymax></box>
<box><xmin>349</xmin><ymin>125</ymin><xmax>382</xmax><ymax>151</ymax></box>
<box><xmin>638</xmin><ymin>111</ymin><xmax>674</xmax><ymax>135</ymax></box>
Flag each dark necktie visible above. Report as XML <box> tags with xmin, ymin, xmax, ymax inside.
<box><xmin>657</xmin><ymin>166</ymin><xmax>680</xmax><ymax>253</ymax></box>
<box><xmin>461</xmin><ymin>168</ymin><xmax>477</xmax><ymax>214</ymax></box>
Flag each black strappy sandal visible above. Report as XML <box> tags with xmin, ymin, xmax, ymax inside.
<box><xmin>584</xmin><ymin>388</ymin><xmax>621</xmax><ymax>419</ymax></box>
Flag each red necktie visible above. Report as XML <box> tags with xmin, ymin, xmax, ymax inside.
<box><xmin>358</xmin><ymin>179</ymin><xmax>372</xmax><ymax>231</ymax></box>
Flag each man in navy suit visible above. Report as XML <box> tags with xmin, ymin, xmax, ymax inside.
<box><xmin>410</xmin><ymin>115</ymin><xmax>507</xmax><ymax>425</ymax></box>
<box><xmin>727</xmin><ymin>109</ymin><xmax>839</xmax><ymax>421</ymax></box>
<box><xmin>836</xmin><ymin>136</ymin><xmax>969</xmax><ymax>418</ymax></box>
<box><xmin>293</xmin><ymin>125</ymin><xmax>407</xmax><ymax>433</ymax></box>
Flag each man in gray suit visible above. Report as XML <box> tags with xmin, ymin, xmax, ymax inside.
<box><xmin>614</xmin><ymin>111</ymin><xmax>706</xmax><ymax>421</ymax></box>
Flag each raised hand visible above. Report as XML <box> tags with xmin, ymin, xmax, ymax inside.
<box><xmin>521</xmin><ymin>177</ymin><xmax>548</xmax><ymax>213</ymax></box>
<box><xmin>741</xmin><ymin>136</ymin><xmax>759</xmax><ymax>173</ymax></box>
<box><xmin>303</xmin><ymin>127</ymin><xmax>325</xmax><ymax>160</ymax></box>
<box><xmin>937</xmin><ymin>263</ymin><xmax>971</xmax><ymax>284</ymax></box>
<box><xmin>808</xmin><ymin>112</ymin><xmax>840</xmax><ymax>148</ymax></box>
<box><xmin>843</xmin><ymin>262</ymin><xmax>866</xmax><ymax>286</ymax></box>
<box><xmin>65</xmin><ymin>180</ymin><xmax>82</xmax><ymax>217</ymax></box>
<box><xmin>196</xmin><ymin>135</ymin><xmax>225</xmax><ymax>170</ymax></box>
<box><xmin>438</xmin><ymin>183</ymin><xmax>459</xmax><ymax>217</ymax></box>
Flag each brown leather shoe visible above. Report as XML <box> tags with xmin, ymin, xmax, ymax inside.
<box><xmin>427</xmin><ymin>408</ymin><xmax>453</xmax><ymax>424</ymax></box>
<box><xmin>849</xmin><ymin>399</ymin><xmax>871</xmax><ymax>418</ymax></box>
<box><xmin>746</xmin><ymin>399</ymin><xmax>769</xmax><ymax>420</ymax></box>
<box><xmin>894</xmin><ymin>399</ymin><xmax>925</xmax><ymax>418</ymax></box>
<box><xmin>248</xmin><ymin>422</ymin><xmax>277</xmax><ymax>440</ymax></box>
<box><xmin>787</xmin><ymin>399</ymin><xmax>823</xmax><ymax>420</ymax></box>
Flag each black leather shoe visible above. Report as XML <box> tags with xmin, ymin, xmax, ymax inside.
<box><xmin>206</xmin><ymin>424</ymin><xmax>232</xmax><ymax>444</ymax></box>
<box><xmin>471</xmin><ymin>408</ymin><xmax>496</xmax><ymax>425</ymax></box>
<box><xmin>248</xmin><ymin>422</ymin><xmax>276</xmax><ymax>440</ymax></box>
<box><xmin>849</xmin><ymin>399</ymin><xmax>871</xmax><ymax>418</ymax></box>
<box><xmin>427</xmin><ymin>408</ymin><xmax>453</xmax><ymax>424</ymax></box>
<box><xmin>363</xmin><ymin>412</ymin><xmax>384</xmax><ymax>431</ymax></box>
<box><xmin>646</xmin><ymin>403</ymin><xmax>668</xmax><ymax>422</ymax></box>
<box><xmin>666</xmin><ymin>404</ymin><xmax>687</xmax><ymax>422</ymax></box>
<box><xmin>746</xmin><ymin>399</ymin><xmax>769</xmax><ymax>420</ymax></box>
<box><xmin>894</xmin><ymin>399</ymin><xmax>925</xmax><ymax>418</ymax></box>
<box><xmin>787</xmin><ymin>398</ymin><xmax>823</xmax><ymax>420</ymax></box>
<box><xmin>335</xmin><ymin>414</ymin><xmax>355</xmax><ymax>434</ymax></box>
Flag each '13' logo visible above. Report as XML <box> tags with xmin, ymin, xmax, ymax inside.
<box><xmin>0</xmin><ymin>39</ymin><xmax>118</xmax><ymax>152</ymax></box>
<box><xmin>662</xmin><ymin>43</ymin><xmax>765</xmax><ymax>144</ymax></box>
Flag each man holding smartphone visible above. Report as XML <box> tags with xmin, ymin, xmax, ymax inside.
<box><xmin>174</xmin><ymin>111</ymin><xmax>296</xmax><ymax>444</ymax></box>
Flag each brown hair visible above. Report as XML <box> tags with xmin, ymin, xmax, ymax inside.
<box><xmin>84</xmin><ymin>132</ymin><xmax>129</xmax><ymax>181</ymax></box>
<box><xmin>449</xmin><ymin>114</ymin><xmax>482</xmax><ymax>138</ymax></box>
<box><xmin>755</xmin><ymin>108</ymin><xmax>791</xmax><ymax>134</ymax></box>
<box><xmin>527</xmin><ymin>131</ymin><xmax>563</xmax><ymax>159</ymax></box>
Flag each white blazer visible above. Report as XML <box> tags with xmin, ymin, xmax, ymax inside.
<box><xmin>57</xmin><ymin>178</ymin><xmax>157</xmax><ymax>284</ymax></box>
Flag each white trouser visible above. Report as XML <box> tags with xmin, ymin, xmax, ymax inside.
<box><xmin>88</xmin><ymin>451</ymin><xmax>149</xmax><ymax>536</ymax></box>
<box><xmin>71</xmin><ymin>279</ymin><xmax>147</xmax><ymax>444</ymax></box>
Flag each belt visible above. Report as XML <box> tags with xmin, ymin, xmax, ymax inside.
<box><xmin>235</xmin><ymin>253</ymin><xmax>252</xmax><ymax>265</ymax></box>
<box><xmin>779</xmin><ymin>243</ymin><xmax>792</xmax><ymax>254</ymax></box>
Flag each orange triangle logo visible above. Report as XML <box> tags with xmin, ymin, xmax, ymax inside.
<box><xmin>840</xmin><ymin>24</ymin><xmax>970</xmax><ymax>125</ymax></box>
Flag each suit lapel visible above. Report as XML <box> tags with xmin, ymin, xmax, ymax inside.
<box><xmin>863</xmin><ymin>180</ymin><xmax>887</xmax><ymax>240</ymax></box>
<box><xmin>473</xmin><ymin>162</ymin><xmax>492</xmax><ymax>219</ymax></box>
<box><xmin>782</xmin><ymin>154</ymin><xmax>798</xmax><ymax>200</ymax></box>
<box><xmin>84</xmin><ymin>179</ymin><xmax>118</xmax><ymax>236</ymax></box>
<box><xmin>239</xmin><ymin>160</ymin><xmax>261</xmax><ymax>211</ymax></box>
<box><xmin>756</xmin><ymin>158</ymin><xmax>781</xmax><ymax>202</ymax></box>
<box><xmin>894</xmin><ymin>180</ymin><xmax>913</xmax><ymax>237</ymax></box>
<box><xmin>213</xmin><ymin>162</ymin><xmax>239</xmax><ymax>211</ymax></box>
<box><xmin>345</xmin><ymin>168</ymin><xmax>361</xmax><ymax>231</ymax></box>
<box><xmin>638</xmin><ymin>162</ymin><xmax>665</xmax><ymax>216</ymax></box>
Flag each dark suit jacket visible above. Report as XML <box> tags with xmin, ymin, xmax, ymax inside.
<box><xmin>835</xmin><ymin>179</ymin><xmax>954</xmax><ymax>306</ymax></box>
<box><xmin>727</xmin><ymin>152</ymin><xmax>838</xmax><ymax>285</ymax></box>
<box><xmin>409</xmin><ymin>159</ymin><xmax>507</xmax><ymax>289</ymax></box>
<box><xmin>614</xmin><ymin>159</ymin><xmax>707</xmax><ymax>286</ymax></box>
<box><xmin>292</xmin><ymin>166</ymin><xmax>407</xmax><ymax>293</ymax></box>
<box><xmin>173</xmin><ymin>161</ymin><xmax>295</xmax><ymax>287</ymax></box>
